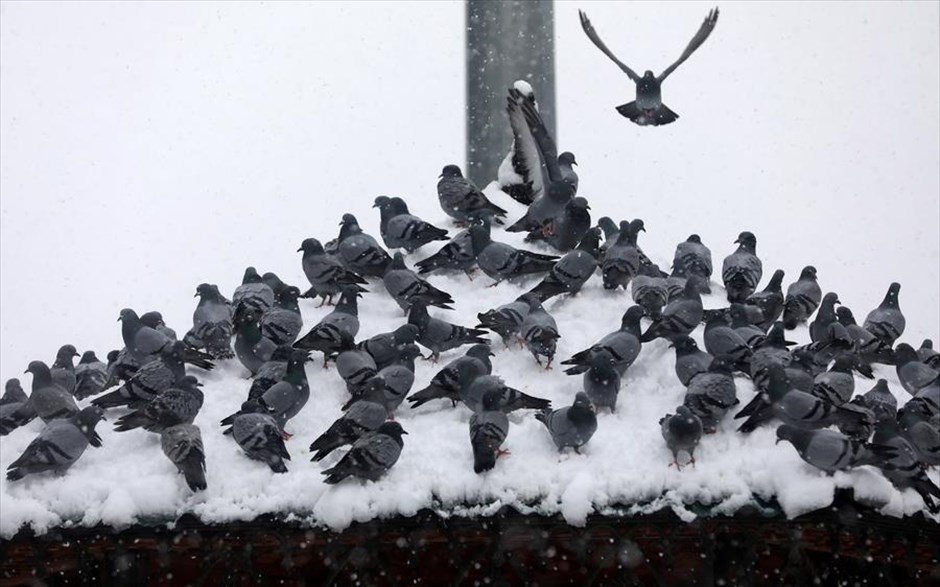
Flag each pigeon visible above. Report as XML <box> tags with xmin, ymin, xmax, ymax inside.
<box><xmin>226</xmin><ymin>400</ymin><xmax>290</xmax><ymax>473</ymax></box>
<box><xmin>108</xmin><ymin>347</ymin><xmax>141</xmax><ymax>383</ymax></box>
<box><xmin>730</xmin><ymin>304</ymin><xmax>767</xmax><ymax>348</ymax></box>
<box><xmin>160</xmin><ymin>423</ymin><xmax>207</xmax><ymax>492</ymax></box>
<box><xmin>702</xmin><ymin>310</ymin><xmax>751</xmax><ymax>366</ymax></box>
<box><xmin>469</xmin><ymin>222</ymin><xmax>559</xmax><ymax>285</ymax></box>
<box><xmin>293</xmin><ymin>287</ymin><xmax>361</xmax><ymax>364</ymax></box>
<box><xmin>583</xmin><ymin>349</ymin><xmax>622</xmax><ymax>412</ymax></box>
<box><xmin>778</xmin><ymin>267</ymin><xmax>821</xmax><ymax>331</ymax></box>
<box><xmin>413</xmin><ymin>228</ymin><xmax>477</xmax><ymax>277</ymax></box>
<box><xmin>261</xmin><ymin>272</ymin><xmax>294</xmax><ymax>302</ymax></box>
<box><xmin>232</xmin><ymin>309</ymin><xmax>278</xmax><ymax>375</ymax></box>
<box><xmin>519</xmin><ymin>295</ymin><xmax>560</xmax><ymax>368</ymax></box>
<box><xmin>631</xmin><ymin>263</ymin><xmax>669</xmax><ymax>319</ymax></box>
<box><xmin>809</xmin><ymin>292</ymin><xmax>841</xmax><ymax>343</ymax></box>
<box><xmin>683</xmin><ymin>358</ymin><xmax>738</xmax><ymax>432</ymax></box>
<box><xmin>92</xmin><ymin>342</ymin><xmax>187</xmax><ymax>409</ymax></box>
<box><xmin>793</xmin><ymin>322</ymin><xmax>856</xmax><ymax>376</ymax></box>
<box><xmin>527</xmin><ymin>227</ymin><xmax>601</xmax><ymax>301</ymax></box>
<box><xmin>836</xmin><ymin>306</ymin><xmax>895</xmax><ymax>366</ymax></box>
<box><xmin>297</xmin><ymin>238</ymin><xmax>369</xmax><ymax>306</ymax></box>
<box><xmin>596</xmin><ymin>217</ymin><xmax>620</xmax><ymax>262</ymax></box>
<box><xmin>408</xmin><ymin>301</ymin><xmax>489</xmax><ymax>361</ymax></box>
<box><xmin>224</xmin><ymin>349</ymin><xmax>310</xmax><ymax>433</ymax></box>
<box><xmin>872</xmin><ymin>419</ymin><xmax>940</xmax><ymax>513</ymax></box>
<box><xmin>73</xmin><ymin>351</ymin><xmax>113</xmax><ymax>400</ymax></box>
<box><xmin>118</xmin><ymin>308</ymin><xmax>213</xmax><ymax>370</ymax></box>
<box><xmin>335</xmin><ymin>213</ymin><xmax>393</xmax><ymax>278</ymax></box>
<box><xmin>407</xmin><ymin>344</ymin><xmax>493</xmax><ymax>409</ymax></box>
<box><xmin>748</xmin><ymin>323</ymin><xmax>795</xmax><ymax>391</ymax></box>
<box><xmin>917</xmin><ymin>339</ymin><xmax>939</xmax><ymax>370</ymax></box>
<box><xmin>24</xmin><ymin>360</ymin><xmax>79</xmax><ymax>422</ymax></box>
<box><xmin>6</xmin><ymin>406</ymin><xmax>105</xmax><ymax>481</ymax></box>
<box><xmin>182</xmin><ymin>283</ymin><xmax>235</xmax><ymax>360</ymax></box>
<box><xmin>640</xmin><ymin>277</ymin><xmax>704</xmax><ymax>343</ymax></box>
<box><xmin>721</xmin><ymin>232</ymin><xmax>762</xmax><ymax>303</ymax></box>
<box><xmin>895</xmin><ymin>343</ymin><xmax>939</xmax><ymax>395</ymax></box>
<box><xmin>469</xmin><ymin>390</ymin><xmax>510</xmax><ymax>473</ymax></box>
<box><xmin>810</xmin><ymin>354</ymin><xmax>856</xmax><ymax>406</ymax></box>
<box><xmin>114</xmin><ymin>376</ymin><xmax>204</xmax><ymax>433</ymax></box>
<box><xmin>854</xmin><ymin>379</ymin><xmax>898</xmax><ymax>422</ymax></box>
<box><xmin>898</xmin><ymin>401</ymin><xmax>940</xmax><ymax>467</ymax></box>
<box><xmin>671</xmin><ymin>234</ymin><xmax>713</xmax><ymax>293</ymax></box>
<box><xmin>863</xmin><ymin>282</ymin><xmax>906</xmax><ymax>345</ymax></box>
<box><xmin>49</xmin><ymin>344</ymin><xmax>80</xmax><ymax>395</ymax></box>
<box><xmin>140</xmin><ymin>311</ymin><xmax>178</xmax><ymax>341</ymax></box>
<box><xmin>347</xmin><ymin>348</ymin><xmax>421</xmax><ymax>416</ymax></box>
<box><xmin>373</xmin><ymin>196</ymin><xmax>449</xmax><ymax>252</ymax></box>
<box><xmin>578</xmin><ymin>8</ymin><xmax>719</xmax><ymax>126</ymax></box>
<box><xmin>322</xmin><ymin>421</ymin><xmax>407</xmax><ymax>484</ymax></box>
<box><xmin>357</xmin><ymin>324</ymin><xmax>421</xmax><ymax>371</ymax></box>
<box><xmin>503</xmin><ymin>89</ymin><xmax>578</xmax><ymax>235</ymax></box>
<box><xmin>563</xmin><ymin>306</ymin><xmax>644</xmax><ymax>376</ymax></box>
<box><xmin>383</xmin><ymin>252</ymin><xmax>455</xmax><ymax>312</ymax></box>
<box><xmin>259</xmin><ymin>285</ymin><xmax>304</xmax><ymax>345</ymax></box>
<box><xmin>336</xmin><ymin>349</ymin><xmax>379</xmax><ymax>394</ymax></box>
<box><xmin>525</xmin><ymin>196</ymin><xmax>592</xmax><ymax>253</ymax></box>
<box><xmin>0</xmin><ymin>379</ymin><xmax>36</xmax><ymax>436</ymax></box>
<box><xmin>232</xmin><ymin>267</ymin><xmax>275</xmax><ymax>322</ymax></box>
<box><xmin>743</xmin><ymin>269</ymin><xmax>785</xmax><ymax>331</ymax></box>
<box><xmin>601</xmin><ymin>220</ymin><xmax>643</xmax><ymax>291</ymax></box>
<box><xmin>775</xmin><ymin>425</ymin><xmax>897</xmax><ymax>474</ymax></box>
<box><xmin>670</xmin><ymin>336</ymin><xmax>714</xmax><ymax>387</ymax></box>
<box><xmin>460</xmin><ymin>375</ymin><xmax>550</xmax><ymax>414</ymax></box>
<box><xmin>664</xmin><ymin>266</ymin><xmax>688</xmax><ymax>302</ymax></box>
<box><xmin>476</xmin><ymin>295</ymin><xmax>531</xmax><ymax>346</ymax></box>
<box><xmin>245</xmin><ymin>345</ymin><xmax>293</xmax><ymax>401</ymax></box>
<box><xmin>536</xmin><ymin>392</ymin><xmax>598</xmax><ymax>453</ymax></box>
<box><xmin>437</xmin><ymin>165</ymin><xmax>508</xmax><ymax>226</ymax></box>
<box><xmin>660</xmin><ymin>406</ymin><xmax>704</xmax><ymax>469</ymax></box>
<box><xmin>310</xmin><ymin>380</ymin><xmax>388</xmax><ymax>462</ymax></box>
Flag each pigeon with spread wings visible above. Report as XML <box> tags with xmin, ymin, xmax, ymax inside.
<box><xmin>578</xmin><ymin>8</ymin><xmax>719</xmax><ymax>126</ymax></box>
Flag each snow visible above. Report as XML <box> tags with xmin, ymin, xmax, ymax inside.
<box><xmin>1</xmin><ymin>3</ymin><xmax>938</xmax><ymax>537</ymax></box>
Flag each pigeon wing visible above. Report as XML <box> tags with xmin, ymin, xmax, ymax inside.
<box><xmin>657</xmin><ymin>7</ymin><xmax>719</xmax><ymax>82</ymax></box>
<box><xmin>578</xmin><ymin>10</ymin><xmax>641</xmax><ymax>82</ymax></box>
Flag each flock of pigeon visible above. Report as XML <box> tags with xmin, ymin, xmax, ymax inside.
<box><xmin>1</xmin><ymin>80</ymin><xmax>938</xmax><ymax>519</ymax></box>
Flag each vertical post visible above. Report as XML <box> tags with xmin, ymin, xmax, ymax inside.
<box><xmin>466</xmin><ymin>0</ymin><xmax>555</xmax><ymax>188</ymax></box>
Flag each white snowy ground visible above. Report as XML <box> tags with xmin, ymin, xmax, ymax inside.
<box><xmin>1</xmin><ymin>3</ymin><xmax>938</xmax><ymax>537</ymax></box>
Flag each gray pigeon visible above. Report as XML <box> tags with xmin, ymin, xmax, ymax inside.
<box><xmin>671</xmin><ymin>336</ymin><xmax>715</xmax><ymax>387</ymax></box>
<box><xmin>6</xmin><ymin>406</ymin><xmax>105</xmax><ymax>481</ymax></box>
<box><xmin>183</xmin><ymin>283</ymin><xmax>235</xmax><ymax>360</ymax></box>
<box><xmin>408</xmin><ymin>301</ymin><xmax>489</xmax><ymax>361</ymax></box>
<box><xmin>374</xmin><ymin>196</ymin><xmax>449</xmax><ymax>252</ymax></box>
<box><xmin>660</xmin><ymin>405</ymin><xmax>704</xmax><ymax>469</ymax></box>
<box><xmin>809</xmin><ymin>292</ymin><xmax>841</xmax><ymax>343</ymax></box>
<box><xmin>664</xmin><ymin>266</ymin><xmax>688</xmax><ymax>302</ymax></box>
<box><xmin>527</xmin><ymin>227</ymin><xmax>601</xmax><ymax>301</ymax></box>
<box><xmin>108</xmin><ymin>347</ymin><xmax>141</xmax><ymax>383</ymax></box>
<box><xmin>469</xmin><ymin>222</ymin><xmax>559</xmax><ymax>285</ymax></box>
<box><xmin>671</xmin><ymin>234</ymin><xmax>712</xmax><ymax>293</ymax></box>
<box><xmin>0</xmin><ymin>378</ymin><xmax>36</xmax><ymax>436</ymax></box>
<box><xmin>470</xmin><ymin>390</ymin><xmax>510</xmax><ymax>473</ymax></box>
<box><xmin>224</xmin><ymin>350</ymin><xmax>310</xmax><ymax>434</ymax></box>
<box><xmin>783</xmin><ymin>265</ymin><xmax>823</xmax><ymax>330</ymax></box>
<box><xmin>461</xmin><ymin>375</ymin><xmax>551</xmax><ymax>414</ymax></box>
<box><xmin>601</xmin><ymin>220</ymin><xmax>643</xmax><ymax>291</ymax></box>
<box><xmin>50</xmin><ymin>345</ymin><xmax>79</xmax><ymax>395</ymax></box>
<box><xmin>872</xmin><ymin>419</ymin><xmax>940</xmax><ymax>513</ymax></box>
<box><xmin>118</xmin><ymin>308</ymin><xmax>216</xmax><ymax>371</ymax></box>
<box><xmin>140</xmin><ymin>311</ymin><xmax>178</xmax><ymax>341</ymax></box>
<box><xmin>437</xmin><ymin>165</ymin><xmax>508</xmax><ymax>225</ymax></box>
<box><xmin>261</xmin><ymin>272</ymin><xmax>295</xmax><ymax>302</ymax></box>
<box><xmin>346</xmin><ymin>348</ymin><xmax>422</xmax><ymax>416</ymax></box>
<box><xmin>640</xmin><ymin>277</ymin><xmax>704</xmax><ymax>342</ymax></box>
<box><xmin>578</xmin><ymin>8</ymin><xmax>719</xmax><ymax>126</ymax></box>
<box><xmin>776</xmin><ymin>424</ymin><xmax>897</xmax><ymax>474</ymax></box>
<box><xmin>836</xmin><ymin>307</ymin><xmax>895</xmax><ymax>366</ymax></box>
<box><xmin>525</xmin><ymin>196</ymin><xmax>592</xmax><ymax>253</ymax></box>
<box><xmin>260</xmin><ymin>285</ymin><xmax>304</xmax><ymax>345</ymax></box>
<box><xmin>336</xmin><ymin>349</ymin><xmax>378</xmax><ymax>394</ymax></box>
<box><xmin>335</xmin><ymin>213</ymin><xmax>392</xmax><ymax>278</ymax></box>
<box><xmin>298</xmin><ymin>237</ymin><xmax>368</xmax><ymax>306</ymax></box>
<box><xmin>25</xmin><ymin>360</ymin><xmax>79</xmax><ymax>422</ymax></box>
<box><xmin>744</xmin><ymin>269</ymin><xmax>785</xmax><ymax>331</ymax></box>
<box><xmin>729</xmin><ymin>304</ymin><xmax>767</xmax><ymax>348</ymax></box>
<box><xmin>413</xmin><ymin>229</ymin><xmax>477</xmax><ymax>277</ymax></box>
<box><xmin>721</xmin><ymin>231</ymin><xmax>762</xmax><ymax>303</ymax></box>
<box><xmin>683</xmin><ymin>358</ymin><xmax>738</xmax><ymax>432</ymax></box>
<box><xmin>233</xmin><ymin>309</ymin><xmax>278</xmax><ymax>375</ymax></box>
<box><xmin>114</xmin><ymin>376</ymin><xmax>204</xmax><ymax>433</ymax></box>
<box><xmin>160</xmin><ymin>423</ymin><xmax>207</xmax><ymax>492</ymax></box>
<box><xmin>476</xmin><ymin>295</ymin><xmax>532</xmax><ymax>346</ymax></box>
<box><xmin>293</xmin><ymin>288</ymin><xmax>360</xmax><ymax>364</ymax></box>
<box><xmin>248</xmin><ymin>345</ymin><xmax>294</xmax><ymax>401</ymax></box>
<box><xmin>408</xmin><ymin>344</ymin><xmax>493</xmax><ymax>409</ymax></box>
<box><xmin>596</xmin><ymin>217</ymin><xmax>620</xmax><ymax>262</ymax></box>
<box><xmin>92</xmin><ymin>342</ymin><xmax>187</xmax><ymax>409</ymax></box>
<box><xmin>810</xmin><ymin>355</ymin><xmax>856</xmax><ymax>405</ymax></box>
<box><xmin>631</xmin><ymin>263</ymin><xmax>669</xmax><ymax>319</ymax></box>
<box><xmin>917</xmin><ymin>339</ymin><xmax>939</xmax><ymax>370</ymax></box>
<box><xmin>310</xmin><ymin>379</ymin><xmax>388</xmax><ymax>461</ymax></box>
<box><xmin>748</xmin><ymin>323</ymin><xmax>795</xmax><ymax>391</ymax></box>
<box><xmin>702</xmin><ymin>311</ymin><xmax>751</xmax><ymax>365</ymax></box>
<box><xmin>357</xmin><ymin>324</ymin><xmax>420</xmax><ymax>370</ymax></box>
<box><xmin>497</xmin><ymin>79</ymin><xmax>543</xmax><ymax>206</ymax></box>
<box><xmin>838</xmin><ymin>377</ymin><xmax>897</xmax><ymax>441</ymax></box>
<box><xmin>73</xmin><ymin>351</ymin><xmax>113</xmax><ymax>400</ymax></box>
<box><xmin>227</xmin><ymin>400</ymin><xmax>291</xmax><ymax>473</ymax></box>
<box><xmin>898</xmin><ymin>401</ymin><xmax>940</xmax><ymax>467</ymax></box>
<box><xmin>535</xmin><ymin>392</ymin><xmax>597</xmax><ymax>453</ymax></box>
<box><xmin>563</xmin><ymin>306</ymin><xmax>644</xmax><ymax>376</ymax></box>
<box><xmin>583</xmin><ymin>349</ymin><xmax>622</xmax><ymax>412</ymax></box>
<box><xmin>322</xmin><ymin>421</ymin><xmax>407</xmax><ymax>484</ymax></box>
<box><xmin>863</xmin><ymin>282</ymin><xmax>905</xmax><ymax>345</ymax></box>
<box><xmin>232</xmin><ymin>267</ymin><xmax>275</xmax><ymax>322</ymax></box>
<box><xmin>895</xmin><ymin>343</ymin><xmax>939</xmax><ymax>395</ymax></box>
<box><xmin>383</xmin><ymin>252</ymin><xmax>454</xmax><ymax>312</ymax></box>
<box><xmin>519</xmin><ymin>295</ymin><xmax>560</xmax><ymax>368</ymax></box>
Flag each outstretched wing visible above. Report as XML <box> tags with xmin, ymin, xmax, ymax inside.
<box><xmin>579</xmin><ymin>10</ymin><xmax>640</xmax><ymax>83</ymax></box>
<box><xmin>657</xmin><ymin>7</ymin><xmax>719</xmax><ymax>83</ymax></box>
<box><xmin>514</xmin><ymin>89</ymin><xmax>563</xmax><ymax>184</ymax></box>
<box><xmin>505</xmin><ymin>85</ymin><xmax>545</xmax><ymax>199</ymax></box>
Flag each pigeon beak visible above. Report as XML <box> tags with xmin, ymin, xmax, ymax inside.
<box><xmin>401</xmin><ymin>430</ymin><xmax>409</xmax><ymax>435</ymax></box>
<box><xmin>23</xmin><ymin>369</ymin><xmax>28</xmax><ymax>374</ymax></box>
<box><xmin>296</xmin><ymin>247</ymin><xmax>303</xmax><ymax>252</ymax></box>
<box><xmin>733</xmin><ymin>238</ymin><xmax>740</xmax><ymax>244</ymax></box>
<box><xmin>640</xmin><ymin>227</ymin><xmax>646</xmax><ymax>232</ymax></box>
<box><xmin>194</xmin><ymin>292</ymin><xmax>199</xmax><ymax>297</ymax></box>
<box><xmin>775</xmin><ymin>438</ymin><xmax>781</xmax><ymax>445</ymax></box>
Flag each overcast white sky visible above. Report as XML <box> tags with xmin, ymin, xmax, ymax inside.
<box><xmin>1</xmin><ymin>1</ymin><xmax>938</xmax><ymax>373</ymax></box>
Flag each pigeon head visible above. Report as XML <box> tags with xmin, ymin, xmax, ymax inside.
<box><xmin>440</xmin><ymin>164</ymin><xmax>463</xmax><ymax>179</ymax></box>
<box><xmin>389</xmin><ymin>252</ymin><xmax>408</xmax><ymax>270</ymax></box>
<box><xmin>775</xmin><ymin>424</ymin><xmax>808</xmax><ymax>449</ymax></box>
<box><xmin>621</xmin><ymin>305</ymin><xmax>646</xmax><ymax>330</ymax></box>
<box><xmin>239</xmin><ymin>399</ymin><xmax>267</xmax><ymax>414</ymax></box>
<box><xmin>398</xmin><ymin>343</ymin><xmax>423</xmax><ymax>363</ymax></box>
<box><xmin>643</xmin><ymin>70</ymin><xmax>655</xmax><ymax>79</ymax></box>
<box><xmin>705</xmin><ymin>310</ymin><xmax>731</xmax><ymax>326</ymax></box>
<box><xmin>289</xmin><ymin>348</ymin><xmax>311</xmax><ymax>365</ymax></box>
<box><xmin>569</xmin><ymin>196</ymin><xmax>590</xmax><ymax>211</ymax></box>
<box><xmin>835</xmin><ymin>306</ymin><xmax>856</xmax><ymax>326</ymax></box>
<box><xmin>118</xmin><ymin>308</ymin><xmax>139</xmax><ymax>323</ymax></box>
<box><xmin>242</xmin><ymin>266</ymin><xmax>263</xmax><ymax>284</ymax></box>
<box><xmin>55</xmin><ymin>344</ymin><xmax>80</xmax><ymax>363</ymax></box>
<box><xmin>377</xmin><ymin>421</ymin><xmax>408</xmax><ymax>444</ymax></box>
<box><xmin>177</xmin><ymin>375</ymin><xmax>203</xmax><ymax>390</ymax></box>
<box><xmin>372</xmin><ymin>195</ymin><xmax>392</xmax><ymax>209</ymax></box>
<box><xmin>261</xmin><ymin>272</ymin><xmax>287</xmax><ymax>295</ymax></box>
<box><xmin>821</xmin><ymin>292</ymin><xmax>840</xmax><ymax>306</ymax></box>
<box><xmin>163</xmin><ymin>341</ymin><xmax>187</xmax><ymax>361</ymax></box>
<box><xmin>76</xmin><ymin>405</ymin><xmax>106</xmax><ymax>438</ymax></box>
<box><xmin>389</xmin><ymin>197</ymin><xmax>410</xmax><ymax>214</ymax></box>
<box><xmin>576</xmin><ymin>226</ymin><xmax>602</xmax><ymax>255</ymax></box>
<box><xmin>407</xmin><ymin>301</ymin><xmax>429</xmax><ymax>325</ymax></box>
<box><xmin>24</xmin><ymin>360</ymin><xmax>52</xmax><ymax>382</ymax></box>
<box><xmin>572</xmin><ymin>391</ymin><xmax>595</xmax><ymax>413</ymax></box>
<box><xmin>481</xmin><ymin>389</ymin><xmax>504</xmax><ymax>412</ymax></box>
<box><xmin>734</xmin><ymin>232</ymin><xmax>757</xmax><ymax>252</ymax></box>
<box><xmin>4</xmin><ymin>379</ymin><xmax>24</xmax><ymax>402</ymax></box>
<box><xmin>393</xmin><ymin>324</ymin><xmax>419</xmax><ymax>344</ymax></box>
<box><xmin>518</xmin><ymin>293</ymin><xmax>544</xmax><ymax>311</ymax></box>
<box><xmin>270</xmin><ymin>345</ymin><xmax>295</xmax><ymax>362</ymax></box>
<box><xmin>687</xmin><ymin>234</ymin><xmax>702</xmax><ymax>244</ymax></box>
<box><xmin>558</xmin><ymin>152</ymin><xmax>577</xmax><ymax>167</ymax></box>
<box><xmin>466</xmin><ymin>343</ymin><xmax>495</xmax><ymax>361</ymax></box>
<box><xmin>831</xmin><ymin>354</ymin><xmax>856</xmax><ymax>373</ymax></box>
<box><xmin>297</xmin><ymin>238</ymin><xmax>324</xmax><ymax>254</ymax></box>
<box><xmin>922</xmin><ymin>339</ymin><xmax>934</xmax><ymax>350</ymax></box>
<box><xmin>358</xmin><ymin>377</ymin><xmax>388</xmax><ymax>402</ymax></box>
<box><xmin>881</xmin><ymin>282</ymin><xmax>901</xmax><ymax>307</ymax></box>
<box><xmin>669</xmin><ymin>336</ymin><xmax>698</xmax><ymax>353</ymax></box>
<box><xmin>765</xmin><ymin>365</ymin><xmax>792</xmax><ymax>401</ymax></box>
<box><xmin>765</xmin><ymin>322</ymin><xmax>796</xmax><ymax>347</ymax></box>
<box><xmin>767</xmin><ymin>269</ymin><xmax>785</xmax><ymax>289</ymax></box>
<box><xmin>799</xmin><ymin>266</ymin><xmax>818</xmax><ymax>280</ymax></box>
<box><xmin>279</xmin><ymin>286</ymin><xmax>302</xmax><ymax>303</ymax></box>
<box><xmin>468</xmin><ymin>222</ymin><xmax>492</xmax><ymax>251</ymax></box>
<box><xmin>630</xmin><ymin>218</ymin><xmax>646</xmax><ymax>233</ymax></box>
<box><xmin>596</xmin><ymin>217</ymin><xmax>618</xmax><ymax>237</ymax></box>
<box><xmin>728</xmin><ymin>304</ymin><xmax>750</xmax><ymax>325</ymax></box>
<box><xmin>707</xmin><ymin>357</ymin><xmax>734</xmax><ymax>374</ymax></box>
<box><xmin>590</xmin><ymin>349</ymin><xmax>615</xmax><ymax>368</ymax></box>
<box><xmin>106</xmin><ymin>350</ymin><xmax>120</xmax><ymax>363</ymax></box>
<box><xmin>894</xmin><ymin>343</ymin><xmax>918</xmax><ymax>366</ymax></box>
<box><xmin>140</xmin><ymin>311</ymin><xmax>165</xmax><ymax>328</ymax></box>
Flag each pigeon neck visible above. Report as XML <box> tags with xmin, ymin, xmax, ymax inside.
<box><xmin>880</xmin><ymin>290</ymin><xmax>899</xmax><ymax>309</ymax></box>
<box><xmin>764</xmin><ymin>271</ymin><xmax>784</xmax><ymax>292</ymax></box>
<box><xmin>285</xmin><ymin>359</ymin><xmax>307</xmax><ymax>385</ymax></box>
<box><xmin>30</xmin><ymin>366</ymin><xmax>53</xmax><ymax>389</ymax></box>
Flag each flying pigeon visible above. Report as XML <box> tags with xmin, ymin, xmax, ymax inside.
<box><xmin>413</xmin><ymin>228</ymin><xmax>477</xmax><ymax>277</ymax></box>
<box><xmin>183</xmin><ymin>283</ymin><xmax>235</xmax><ymax>360</ymax></box>
<box><xmin>535</xmin><ymin>392</ymin><xmax>598</xmax><ymax>453</ymax></box>
<box><xmin>863</xmin><ymin>282</ymin><xmax>905</xmax><ymax>345</ymax></box>
<box><xmin>383</xmin><ymin>252</ymin><xmax>455</xmax><ymax>312</ymax></box>
<box><xmin>660</xmin><ymin>405</ymin><xmax>704</xmax><ymax>469</ymax></box>
<box><xmin>334</xmin><ymin>214</ymin><xmax>393</xmax><ymax>278</ymax></box>
<box><xmin>114</xmin><ymin>375</ymin><xmax>204</xmax><ymax>433</ymax></box>
<box><xmin>469</xmin><ymin>390</ymin><xmax>510</xmax><ymax>473</ymax></box>
<box><xmin>226</xmin><ymin>400</ymin><xmax>291</xmax><ymax>473</ymax></box>
<box><xmin>578</xmin><ymin>8</ymin><xmax>719</xmax><ymax>125</ymax></box>
<box><xmin>6</xmin><ymin>406</ymin><xmax>105</xmax><ymax>481</ymax></box>
<box><xmin>436</xmin><ymin>165</ymin><xmax>508</xmax><ymax>225</ymax></box>
<box><xmin>562</xmin><ymin>306</ymin><xmax>644</xmax><ymax>376</ymax></box>
<box><xmin>310</xmin><ymin>379</ymin><xmax>388</xmax><ymax>461</ymax></box>
<box><xmin>671</xmin><ymin>234</ymin><xmax>713</xmax><ymax>293</ymax></box>
<box><xmin>407</xmin><ymin>344</ymin><xmax>493</xmax><ymax>409</ymax></box>
<box><xmin>297</xmin><ymin>238</ymin><xmax>368</xmax><ymax>306</ymax></box>
<box><xmin>373</xmin><ymin>196</ymin><xmax>449</xmax><ymax>252</ymax></box>
<box><xmin>408</xmin><ymin>301</ymin><xmax>488</xmax><ymax>361</ymax></box>
<box><xmin>519</xmin><ymin>294</ymin><xmax>561</xmax><ymax>368</ymax></box>
<box><xmin>527</xmin><ymin>227</ymin><xmax>601</xmax><ymax>301</ymax></box>
<box><xmin>721</xmin><ymin>232</ymin><xmax>762</xmax><ymax>303</ymax></box>
<box><xmin>160</xmin><ymin>423</ymin><xmax>207</xmax><ymax>492</ymax></box>
<box><xmin>321</xmin><ymin>421</ymin><xmax>407</xmax><ymax>484</ymax></box>
<box><xmin>469</xmin><ymin>222</ymin><xmax>559</xmax><ymax>285</ymax></box>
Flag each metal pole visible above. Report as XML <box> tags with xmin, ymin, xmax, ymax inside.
<box><xmin>466</xmin><ymin>0</ymin><xmax>555</xmax><ymax>188</ymax></box>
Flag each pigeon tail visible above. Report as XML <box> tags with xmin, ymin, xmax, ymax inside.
<box><xmin>615</xmin><ymin>102</ymin><xmax>679</xmax><ymax>126</ymax></box>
